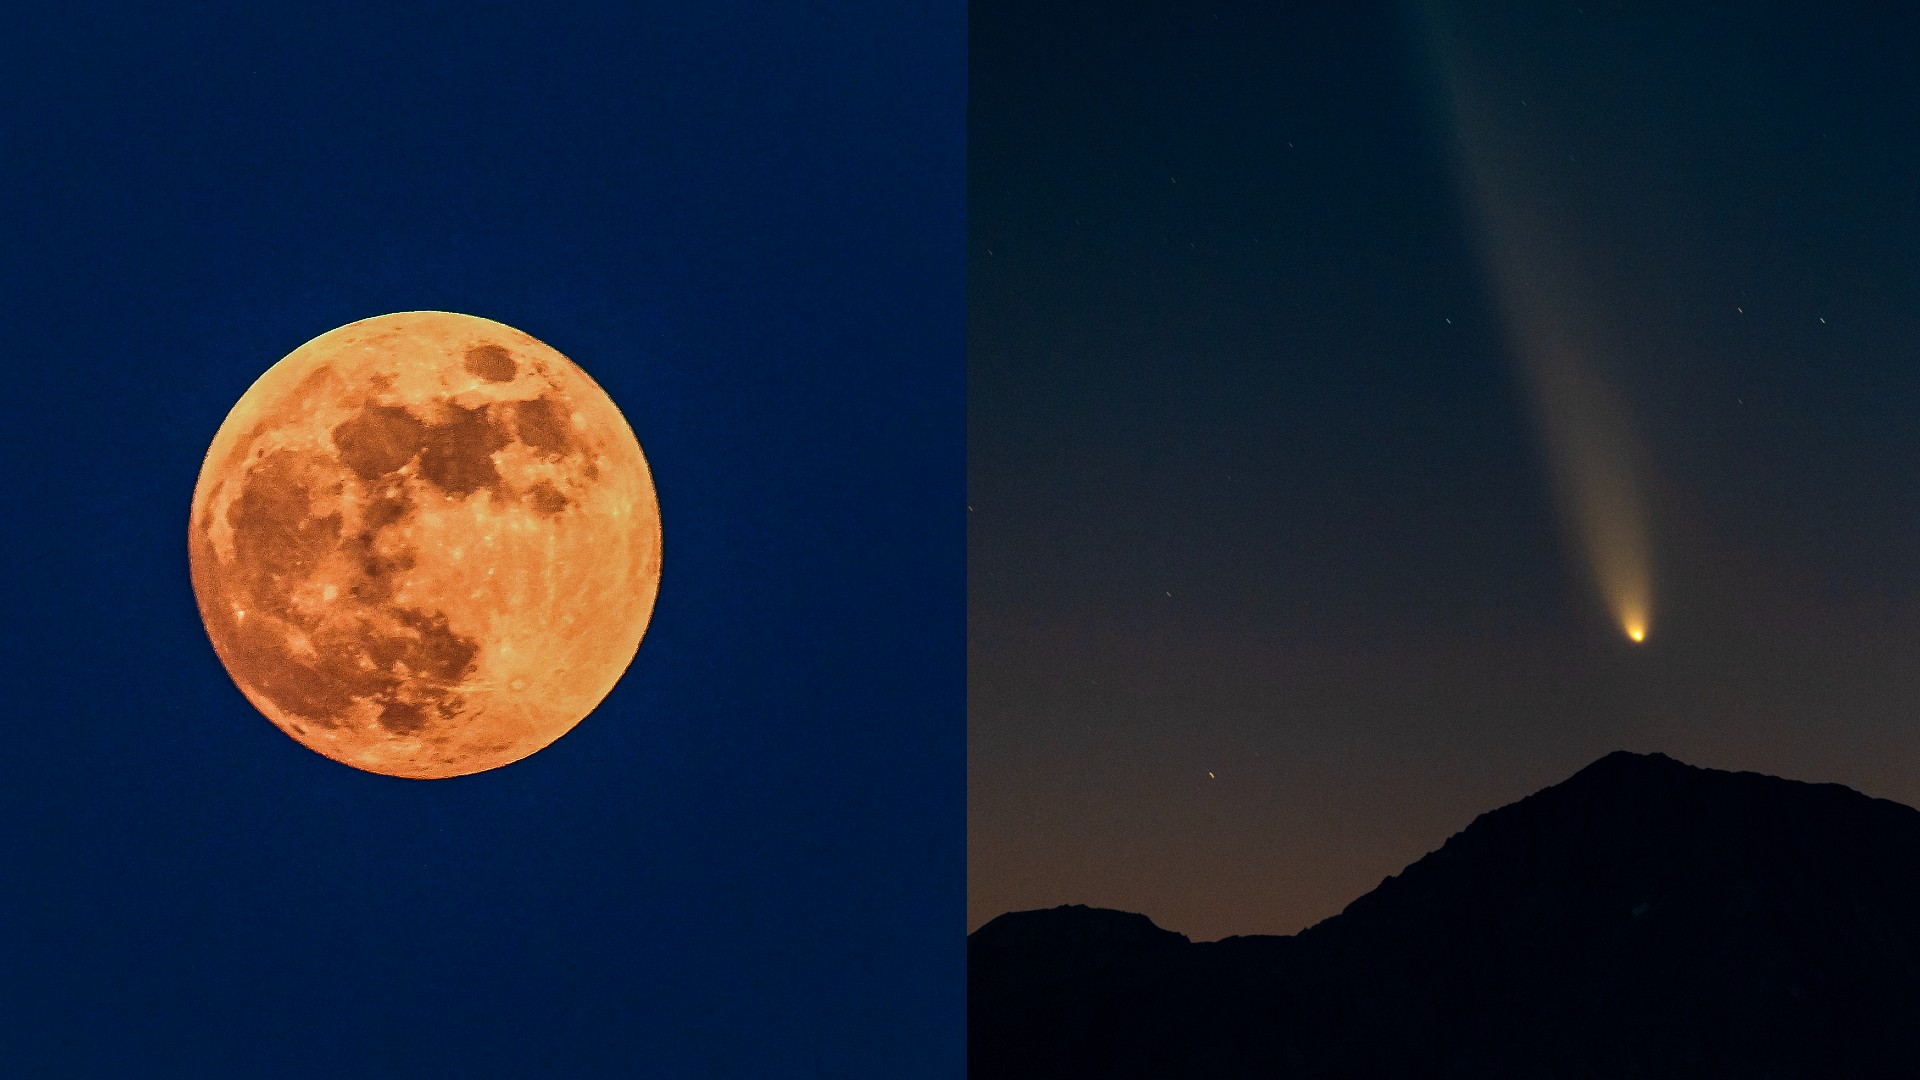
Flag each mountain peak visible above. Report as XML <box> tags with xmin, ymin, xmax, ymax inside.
<box><xmin>972</xmin><ymin>904</ymin><xmax>1187</xmax><ymax>950</ymax></box>
<box><xmin>1579</xmin><ymin>747</ymin><xmax>1680</xmax><ymax>770</ymax></box>
<box><xmin>1560</xmin><ymin>747</ymin><xmax>1699</xmax><ymax>786</ymax></box>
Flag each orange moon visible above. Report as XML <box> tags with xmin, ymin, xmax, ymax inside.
<box><xmin>188</xmin><ymin>312</ymin><xmax>662</xmax><ymax>779</ymax></box>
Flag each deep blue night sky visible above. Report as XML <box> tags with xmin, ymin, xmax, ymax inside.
<box><xmin>3</xmin><ymin>3</ymin><xmax>962</xmax><ymax>1075</ymax></box>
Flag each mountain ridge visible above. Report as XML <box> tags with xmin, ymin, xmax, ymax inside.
<box><xmin>971</xmin><ymin>751</ymin><xmax>1920</xmax><ymax>1077</ymax></box>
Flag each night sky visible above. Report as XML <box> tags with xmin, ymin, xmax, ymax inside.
<box><xmin>970</xmin><ymin>0</ymin><xmax>1920</xmax><ymax>942</ymax></box>
<box><xmin>4</xmin><ymin>3</ymin><xmax>962</xmax><ymax>1075</ymax></box>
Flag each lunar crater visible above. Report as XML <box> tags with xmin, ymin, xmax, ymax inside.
<box><xmin>463</xmin><ymin>343</ymin><xmax>518</xmax><ymax>383</ymax></box>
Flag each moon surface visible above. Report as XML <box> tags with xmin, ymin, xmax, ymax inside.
<box><xmin>188</xmin><ymin>312</ymin><xmax>662</xmax><ymax>778</ymax></box>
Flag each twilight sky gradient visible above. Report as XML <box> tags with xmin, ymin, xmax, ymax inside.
<box><xmin>969</xmin><ymin>0</ymin><xmax>1920</xmax><ymax>942</ymax></box>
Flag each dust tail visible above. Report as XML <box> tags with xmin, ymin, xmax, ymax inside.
<box><xmin>1413</xmin><ymin>1</ymin><xmax>1654</xmax><ymax>642</ymax></box>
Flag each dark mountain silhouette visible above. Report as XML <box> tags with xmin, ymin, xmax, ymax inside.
<box><xmin>971</xmin><ymin>752</ymin><xmax>1920</xmax><ymax>1078</ymax></box>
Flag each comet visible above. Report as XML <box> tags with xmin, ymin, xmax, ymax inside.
<box><xmin>1414</xmin><ymin>4</ymin><xmax>1655</xmax><ymax>644</ymax></box>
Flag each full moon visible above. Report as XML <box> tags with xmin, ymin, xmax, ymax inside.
<box><xmin>188</xmin><ymin>312</ymin><xmax>662</xmax><ymax>779</ymax></box>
